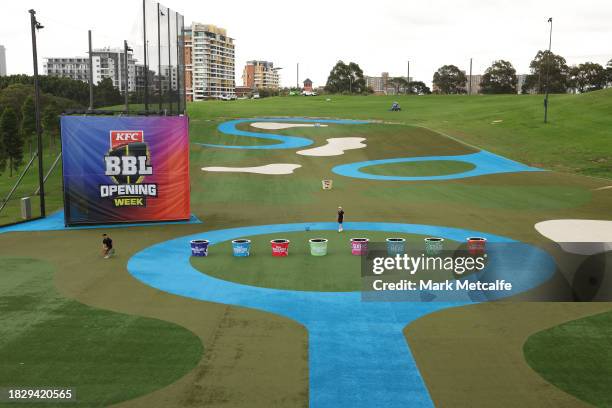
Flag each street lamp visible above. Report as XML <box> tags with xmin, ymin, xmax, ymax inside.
<box><xmin>544</xmin><ymin>17</ymin><xmax>553</xmax><ymax>124</ymax></box>
<box><xmin>29</xmin><ymin>9</ymin><xmax>45</xmax><ymax>217</ymax></box>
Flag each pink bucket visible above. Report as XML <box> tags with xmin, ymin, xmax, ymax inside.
<box><xmin>350</xmin><ymin>238</ymin><xmax>369</xmax><ymax>256</ymax></box>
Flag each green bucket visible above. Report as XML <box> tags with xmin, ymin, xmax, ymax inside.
<box><xmin>309</xmin><ymin>238</ymin><xmax>328</xmax><ymax>256</ymax></box>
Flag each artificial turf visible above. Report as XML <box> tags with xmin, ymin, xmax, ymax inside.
<box><xmin>0</xmin><ymin>91</ymin><xmax>610</xmax><ymax>406</ymax></box>
<box><xmin>191</xmin><ymin>230</ymin><xmax>463</xmax><ymax>292</ymax></box>
<box><xmin>524</xmin><ymin>310</ymin><xmax>612</xmax><ymax>407</ymax></box>
<box><xmin>360</xmin><ymin>160</ymin><xmax>475</xmax><ymax>177</ymax></box>
<box><xmin>0</xmin><ymin>257</ymin><xmax>203</xmax><ymax>407</ymax></box>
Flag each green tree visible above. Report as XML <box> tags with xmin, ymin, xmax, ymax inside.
<box><xmin>324</xmin><ymin>61</ymin><xmax>367</xmax><ymax>94</ymax></box>
<box><xmin>42</xmin><ymin>105</ymin><xmax>61</xmax><ymax>148</ymax></box>
<box><xmin>389</xmin><ymin>77</ymin><xmax>408</xmax><ymax>94</ymax></box>
<box><xmin>408</xmin><ymin>81</ymin><xmax>431</xmax><ymax>95</ymax></box>
<box><xmin>21</xmin><ymin>95</ymin><xmax>36</xmax><ymax>156</ymax></box>
<box><xmin>480</xmin><ymin>60</ymin><xmax>518</xmax><ymax>94</ymax></box>
<box><xmin>93</xmin><ymin>78</ymin><xmax>122</xmax><ymax>108</ymax></box>
<box><xmin>0</xmin><ymin>107</ymin><xmax>23</xmax><ymax>176</ymax></box>
<box><xmin>522</xmin><ymin>50</ymin><xmax>569</xmax><ymax>94</ymax></box>
<box><xmin>606</xmin><ymin>59</ymin><xmax>612</xmax><ymax>85</ymax></box>
<box><xmin>568</xmin><ymin>62</ymin><xmax>607</xmax><ymax>93</ymax></box>
<box><xmin>432</xmin><ymin>65</ymin><xmax>467</xmax><ymax>94</ymax></box>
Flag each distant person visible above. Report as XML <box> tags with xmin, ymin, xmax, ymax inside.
<box><xmin>390</xmin><ymin>102</ymin><xmax>401</xmax><ymax>112</ymax></box>
<box><xmin>337</xmin><ymin>206</ymin><xmax>345</xmax><ymax>232</ymax></box>
<box><xmin>102</xmin><ymin>234</ymin><xmax>114</xmax><ymax>259</ymax></box>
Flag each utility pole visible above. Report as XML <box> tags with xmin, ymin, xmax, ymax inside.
<box><xmin>296</xmin><ymin>63</ymin><xmax>299</xmax><ymax>89</ymax></box>
<box><xmin>175</xmin><ymin>12</ymin><xmax>181</xmax><ymax>114</ymax></box>
<box><xmin>143</xmin><ymin>0</ymin><xmax>149</xmax><ymax>112</ymax></box>
<box><xmin>124</xmin><ymin>40</ymin><xmax>132</xmax><ymax>113</ymax></box>
<box><xmin>469</xmin><ymin>58</ymin><xmax>473</xmax><ymax>95</ymax></box>
<box><xmin>29</xmin><ymin>9</ymin><xmax>45</xmax><ymax>217</ymax></box>
<box><xmin>88</xmin><ymin>30</ymin><xmax>94</xmax><ymax>110</ymax></box>
<box><xmin>544</xmin><ymin>17</ymin><xmax>553</xmax><ymax>123</ymax></box>
<box><xmin>167</xmin><ymin>7</ymin><xmax>172</xmax><ymax>115</ymax></box>
<box><xmin>407</xmin><ymin>60</ymin><xmax>410</xmax><ymax>94</ymax></box>
<box><xmin>157</xmin><ymin>3</ymin><xmax>162</xmax><ymax>112</ymax></box>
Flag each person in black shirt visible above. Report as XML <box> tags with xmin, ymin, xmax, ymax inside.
<box><xmin>102</xmin><ymin>234</ymin><xmax>114</xmax><ymax>259</ymax></box>
<box><xmin>337</xmin><ymin>206</ymin><xmax>344</xmax><ymax>232</ymax></box>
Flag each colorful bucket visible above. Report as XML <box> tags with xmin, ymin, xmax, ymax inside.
<box><xmin>424</xmin><ymin>237</ymin><xmax>444</xmax><ymax>256</ymax></box>
<box><xmin>271</xmin><ymin>239</ymin><xmax>290</xmax><ymax>257</ymax></box>
<box><xmin>190</xmin><ymin>239</ymin><xmax>209</xmax><ymax>257</ymax></box>
<box><xmin>322</xmin><ymin>179</ymin><xmax>333</xmax><ymax>190</ymax></box>
<box><xmin>309</xmin><ymin>238</ymin><xmax>328</xmax><ymax>256</ymax></box>
<box><xmin>386</xmin><ymin>238</ymin><xmax>406</xmax><ymax>256</ymax></box>
<box><xmin>350</xmin><ymin>238</ymin><xmax>369</xmax><ymax>256</ymax></box>
<box><xmin>467</xmin><ymin>237</ymin><xmax>487</xmax><ymax>255</ymax></box>
<box><xmin>232</xmin><ymin>239</ymin><xmax>251</xmax><ymax>257</ymax></box>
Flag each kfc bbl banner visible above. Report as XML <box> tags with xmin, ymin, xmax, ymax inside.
<box><xmin>61</xmin><ymin>116</ymin><xmax>190</xmax><ymax>226</ymax></box>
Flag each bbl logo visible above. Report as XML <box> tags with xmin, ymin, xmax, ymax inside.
<box><xmin>99</xmin><ymin>130</ymin><xmax>158</xmax><ymax>207</ymax></box>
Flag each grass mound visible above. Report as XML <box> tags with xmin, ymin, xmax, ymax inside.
<box><xmin>523</xmin><ymin>309</ymin><xmax>612</xmax><ymax>407</ymax></box>
<box><xmin>0</xmin><ymin>257</ymin><xmax>203</xmax><ymax>407</ymax></box>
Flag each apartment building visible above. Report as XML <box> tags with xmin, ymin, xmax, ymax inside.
<box><xmin>365</xmin><ymin>72</ymin><xmax>389</xmax><ymax>94</ymax></box>
<box><xmin>465</xmin><ymin>74</ymin><xmax>482</xmax><ymax>95</ymax></box>
<box><xmin>185</xmin><ymin>23</ymin><xmax>235</xmax><ymax>100</ymax></box>
<box><xmin>0</xmin><ymin>45</ymin><xmax>6</xmax><ymax>76</ymax></box>
<box><xmin>242</xmin><ymin>60</ymin><xmax>280</xmax><ymax>90</ymax></box>
<box><xmin>43</xmin><ymin>47</ymin><xmax>136</xmax><ymax>92</ymax></box>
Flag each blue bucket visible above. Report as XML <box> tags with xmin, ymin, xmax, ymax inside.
<box><xmin>232</xmin><ymin>239</ymin><xmax>251</xmax><ymax>257</ymax></box>
<box><xmin>190</xmin><ymin>239</ymin><xmax>209</xmax><ymax>257</ymax></box>
<box><xmin>386</xmin><ymin>238</ymin><xmax>406</xmax><ymax>256</ymax></box>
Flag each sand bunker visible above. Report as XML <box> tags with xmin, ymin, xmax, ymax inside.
<box><xmin>250</xmin><ymin>122</ymin><xmax>329</xmax><ymax>130</ymax></box>
<box><xmin>201</xmin><ymin>164</ymin><xmax>301</xmax><ymax>175</ymax></box>
<box><xmin>535</xmin><ymin>219</ymin><xmax>612</xmax><ymax>255</ymax></box>
<box><xmin>297</xmin><ymin>137</ymin><xmax>366</xmax><ymax>157</ymax></box>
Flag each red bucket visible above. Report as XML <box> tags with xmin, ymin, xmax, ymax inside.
<box><xmin>271</xmin><ymin>239</ymin><xmax>290</xmax><ymax>257</ymax></box>
<box><xmin>467</xmin><ymin>237</ymin><xmax>487</xmax><ymax>255</ymax></box>
<box><xmin>350</xmin><ymin>238</ymin><xmax>369</xmax><ymax>256</ymax></box>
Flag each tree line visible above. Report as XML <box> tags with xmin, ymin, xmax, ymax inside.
<box><xmin>324</xmin><ymin>61</ymin><xmax>432</xmax><ymax>95</ymax></box>
<box><xmin>0</xmin><ymin>75</ymin><xmax>125</xmax><ymax>178</ymax></box>
<box><xmin>0</xmin><ymin>75</ymin><xmax>123</xmax><ymax>108</ymax></box>
<box><xmin>432</xmin><ymin>52</ymin><xmax>612</xmax><ymax>94</ymax></box>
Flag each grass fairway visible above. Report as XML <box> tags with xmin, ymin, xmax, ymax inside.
<box><xmin>189</xmin><ymin>90</ymin><xmax>612</xmax><ymax>178</ymax></box>
<box><xmin>362</xmin><ymin>160</ymin><xmax>475</xmax><ymax>177</ymax></box>
<box><xmin>0</xmin><ymin>257</ymin><xmax>202</xmax><ymax>407</ymax></box>
<box><xmin>0</xmin><ymin>91</ymin><xmax>611</xmax><ymax>406</ymax></box>
<box><xmin>524</xmin><ymin>310</ymin><xmax>612</xmax><ymax>407</ymax></box>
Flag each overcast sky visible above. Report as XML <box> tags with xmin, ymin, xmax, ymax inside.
<box><xmin>1</xmin><ymin>0</ymin><xmax>611</xmax><ymax>87</ymax></box>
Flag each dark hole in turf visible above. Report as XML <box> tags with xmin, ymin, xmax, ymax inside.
<box><xmin>467</xmin><ymin>237</ymin><xmax>486</xmax><ymax>241</ymax></box>
<box><xmin>272</xmin><ymin>239</ymin><xmax>289</xmax><ymax>243</ymax></box>
<box><xmin>387</xmin><ymin>238</ymin><xmax>405</xmax><ymax>242</ymax></box>
<box><xmin>425</xmin><ymin>238</ymin><xmax>442</xmax><ymax>242</ymax></box>
<box><xmin>352</xmin><ymin>238</ymin><xmax>368</xmax><ymax>242</ymax></box>
<box><xmin>233</xmin><ymin>239</ymin><xmax>249</xmax><ymax>243</ymax></box>
<box><xmin>310</xmin><ymin>239</ymin><xmax>327</xmax><ymax>242</ymax></box>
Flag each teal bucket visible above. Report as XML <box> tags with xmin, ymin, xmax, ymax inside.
<box><xmin>424</xmin><ymin>237</ymin><xmax>444</xmax><ymax>256</ymax></box>
<box><xmin>386</xmin><ymin>238</ymin><xmax>406</xmax><ymax>256</ymax></box>
<box><xmin>232</xmin><ymin>239</ymin><xmax>251</xmax><ymax>257</ymax></box>
<box><xmin>309</xmin><ymin>238</ymin><xmax>328</xmax><ymax>256</ymax></box>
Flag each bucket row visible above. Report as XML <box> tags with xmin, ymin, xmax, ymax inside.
<box><xmin>190</xmin><ymin>237</ymin><xmax>487</xmax><ymax>257</ymax></box>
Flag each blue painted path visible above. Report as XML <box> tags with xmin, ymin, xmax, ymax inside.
<box><xmin>198</xmin><ymin>118</ymin><xmax>370</xmax><ymax>150</ymax></box>
<box><xmin>0</xmin><ymin>210</ymin><xmax>201</xmax><ymax>234</ymax></box>
<box><xmin>128</xmin><ymin>222</ymin><xmax>555</xmax><ymax>408</ymax></box>
<box><xmin>332</xmin><ymin>150</ymin><xmax>543</xmax><ymax>181</ymax></box>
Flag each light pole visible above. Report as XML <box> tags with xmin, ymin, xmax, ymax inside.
<box><xmin>124</xmin><ymin>40</ymin><xmax>133</xmax><ymax>113</ymax></box>
<box><xmin>29</xmin><ymin>9</ymin><xmax>45</xmax><ymax>217</ymax></box>
<box><xmin>544</xmin><ymin>17</ymin><xmax>553</xmax><ymax>123</ymax></box>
